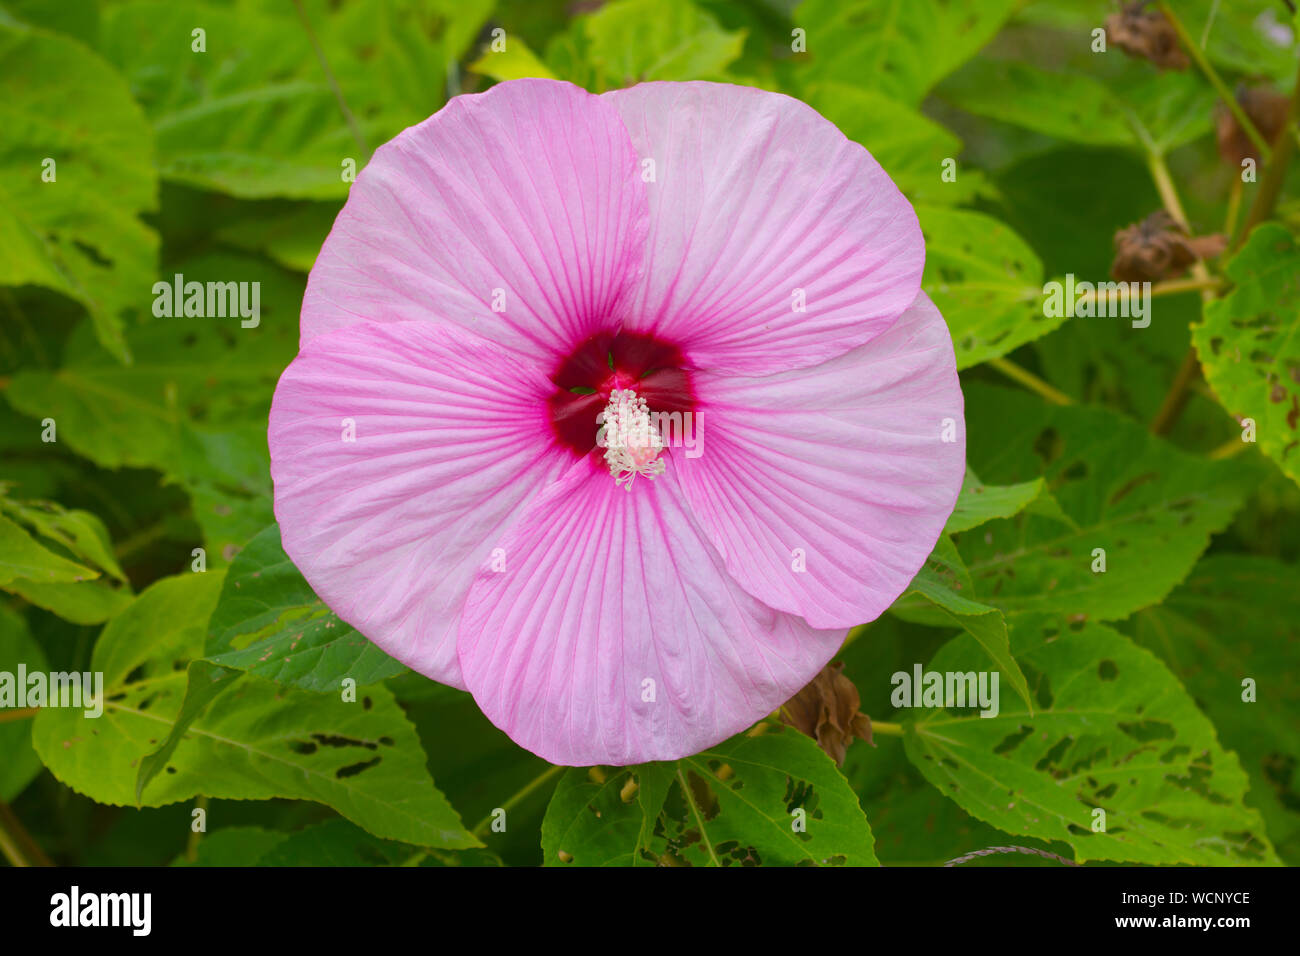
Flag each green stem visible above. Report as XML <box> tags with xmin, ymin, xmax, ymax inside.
<box><xmin>1224</xmin><ymin>174</ymin><xmax>1244</xmax><ymax>240</ymax></box>
<box><xmin>1236</xmin><ymin>59</ymin><xmax>1300</xmax><ymax>248</ymax></box>
<box><xmin>1141</xmin><ymin>148</ymin><xmax>1216</xmax><ymax>436</ymax></box>
<box><xmin>987</xmin><ymin>357</ymin><xmax>1073</xmax><ymax>406</ymax></box>
<box><xmin>292</xmin><ymin>0</ymin><xmax>368</xmax><ymax>158</ymax></box>
<box><xmin>677</xmin><ymin>768</ymin><xmax>720</xmax><ymax>866</ymax></box>
<box><xmin>1145</xmin><ymin>149</ymin><xmax>1193</xmax><ymax>231</ymax></box>
<box><xmin>1157</xmin><ymin>0</ymin><xmax>1271</xmax><ymax>161</ymax></box>
<box><xmin>1152</xmin><ymin>276</ymin><xmax>1223</xmax><ymax>297</ymax></box>
<box><xmin>114</xmin><ymin>519</ymin><xmax>170</xmax><ymax>563</ymax></box>
<box><xmin>1208</xmin><ymin>435</ymin><xmax>1249</xmax><ymax>459</ymax></box>
<box><xmin>872</xmin><ymin>721</ymin><xmax>904</xmax><ymax>737</ymax></box>
<box><xmin>1151</xmin><ymin>348</ymin><xmax>1201</xmax><ymax>436</ymax></box>
<box><xmin>186</xmin><ymin>795</ymin><xmax>208</xmax><ymax>863</ymax></box>
<box><xmin>0</xmin><ymin>798</ymin><xmax>52</xmax><ymax>867</ymax></box>
<box><xmin>471</xmin><ymin>764</ymin><xmax>565</xmax><ymax>838</ymax></box>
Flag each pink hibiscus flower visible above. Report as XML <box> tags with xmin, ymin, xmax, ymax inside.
<box><xmin>268</xmin><ymin>79</ymin><xmax>965</xmax><ymax>766</ymax></box>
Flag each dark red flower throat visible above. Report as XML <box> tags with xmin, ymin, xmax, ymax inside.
<box><xmin>548</xmin><ymin>330</ymin><xmax>695</xmax><ymax>458</ymax></box>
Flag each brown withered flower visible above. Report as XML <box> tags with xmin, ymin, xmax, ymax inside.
<box><xmin>778</xmin><ymin>661</ymin><xmax>873</xmax><ymax>765</ymax></box>
<box><xmin>1104</xmin><ymin>1</ymin><xmax>1189</xmax><ymax>70</ymax></box>
<box><xmin>1111</xmin><ymin>210</ymin><xmax>1227</xmax><ymax>282</ymax></box>
<box><xmin>1216</xmin><ymin>84</ymin><xmax>1292</xmax><ymax>167</ymax></box>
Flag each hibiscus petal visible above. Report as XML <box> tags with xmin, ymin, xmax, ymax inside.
<box><xmin>458</xmin><ymin>466</ymin><xmax>846</xmax><ymax>766</ymax></box>
<box><xmin>303</xmin><ymin>79</ymin><xmax>648</xmax><ymax>364</ymax></box>
<box><xmin>602</xmin><ymin>80</ymin><xmax>923</xmax><ymax>375</ymax></box>
<box><xmin>674</xmin><ymin>291</ymin><xmax>966</xmax><ymax>629</ymax></box>
<box><xmin>268</xmin><ymin>321</ymin><xmax>570</xmax><ymax>689</ymax></box>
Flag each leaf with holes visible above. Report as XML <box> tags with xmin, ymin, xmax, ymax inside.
<box><xmin>918</xmin><ymin>206</ymin><xmax>1066</xmax><ymax>369</ymax></box>
<box><xmin>957</xmin><ymin>384</ymin><xmax>1250</xmax><ymax>619</ymax></box>
<box><xmin>205</xmin><ymin>524</ymin><xmax>406</xmax><ymax>692</ymax></box>
<box><xmin>796</xmin><ymin>0</ymin><xmax>1019</xmax><ymax>105</ymax></box>
<box><xmin>543</xmin><ymin>727</ymin><xmax>878</xmax><ymax>866</ymax></box>
<box><xmin>1131</xmin><ymin>555</ymin><xmax>1300</xmax><ymax>864</ymax></box>
<box><xmin>541</xmin><ymin>763</ymin><xmax>676</xmax><ymax>866</ymax></box>
<box><xmin>905</xmin><ymin>616</ymin><xmax>1279</xmax><ymax>865</ymax></box>
<box><xmin>0</xmin><ymin>19</ymin><xmax>157</xmax><ymax>361</ymax></box>
<box><xmin>890</xmin><ymin>536</ymin><xmax>1033</xmax><ymax>713</ymax></box>
<box><xmin>31</xmin><ymin>572</ymin><xmax>476</xmax><ymax>848</ymax></box>
<box><xmin>1195</xmin><ymin>224</ymin><xmax>1300</xmax><ymax>488</ymax></box>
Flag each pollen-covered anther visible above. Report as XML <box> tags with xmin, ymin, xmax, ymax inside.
<box><xmin>602</xmin><ymin>389</ymin><xmax>666</xmax><ymax>491</ymax></box>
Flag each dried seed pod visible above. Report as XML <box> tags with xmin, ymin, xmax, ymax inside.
<box><xmin>1104</xmin><ymin>1</ymin><xmax>1189</xmax><ymax>70</ymax></box>
<box><xmin>1111</xmin><ymin>210</ymin><xmax>1227</xmax><ymax>282</ymax></box>
<box><xmin>1216</xmin><ymin>84</ymin><xmax>1292</xmax><ymax>166</ymax></box>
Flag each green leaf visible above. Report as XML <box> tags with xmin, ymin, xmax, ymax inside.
<box><xmin>940</xmin><ymin>58</ymin><xmax>1133</xmax><ymax>146</ymax></box>
<box><xmin>1131</xmin><ymin>555</ymin><xmax>1300</xmax><ymax>864</ymax></box>
<box><xmin>845</xmin><ymin>724</ymin><xmax>1067</xmax><ymax>866</ymax></box>
<box><xmin>796</xmin><ymin>0</ymin><xmax>1019</xmax><ymax>105</ymax></box>
<box><xmin>6</xmin><ymin>253</ymin><xmax>300</xmax><ymax>471</ymax></box>
<box><xmin>944</xmin><ymin>467</ymin><xmax>1071</xmax><ymax>535</ymax></box>
<box><xmin>213</xmin><ymin>202</ymin><xmax>340</xmax><ymax>274</ymax></box>
<box><xmin>958</xmin><ymin>384</ymin><xmax>1250</xmax><ymax>619</ymax></box>
<box><xmin>905</xmin><ymin>616</ymin><xmax>1279</xmax><ymax>865</ymax></box>
<box><xmin>993</xmin><ymin>146</ymin><xmax>1158</xmax><ymax>280</ymax></box>
<box><xmin>205</xmin><ymin>524</ymin><xmax>406</xmax><ymax>692</ymax></box>
<box><xmin>134</xmin><ymin>659</ymin><xmax>241</xmax><ymax>804</ymax></box>
<box><xmin>0</xmin><ymin>497</ymin><xmax>132</xmax><ymax>624</ymax></box>
<box><xmin>801</xmin><ymin>84</ymin><xmax>991</xmax><ymax>206</ymax></box>
<box><xmin>917</xmin><ymin>205</ymin><xmax>1066</xmax><ymax>369</ymax></box>
<box><xmin>168</xmin><ymin>423</ymin><xmax>275</xmax><ymax>566</ymax></box>
<box><xmin>579</xmin><ymin>0</ymin><xmax>745</xmax><ymax>87</ymax></box>
<box><xmin>542</xmin><ymin>727</ymin><xmax>878</xmax><ymax>866</ymax></box>
<box><xmin>0</xmin><ymin>605</ymin><xmax>47</xmax><ymax>800</ymax></box>
<box><xmin>891</xmin><ymin>536</ymin><xmax>1033</xmax><ymax>713</ymax></box>
<box><xmin>99</xmin><ymin>0</ymin><xmax>460</xmax><ymax>199</ymax></box>
<box><xmin>253</xmin><ymin>818</ymin><xmax>413</xmax><ymax>866</ymax></box>
<box><xmin>247</xmin><ymin>819</ymin><xmax>500</xmax><ymax>867</ymax></box>
<box><xmin>541</xmin><ymin>763</ymin><xmax>675</xmax><ymax>866</ymax></box>
<box><xmin>0</xmin><ymin>496</ymin><xmax>126</xmax><ymax>582</ymax></box>
<box><xmin>403</xmin><ymin>686</ymin><xmax>554</xmax><ymax>865</ymax></box>
<box><xmin>0</xmin><ymin>19</ymin><xmax>158</xmax><ymax>361</ymax></box>
<box><xmin>1195</xmin><ymin>224</ymin><xmax>1300</xmax><ymax>489</ymax></box>
<box><xmin>469</xmin><ymin>36</ymin><xmax>557</xmax><ymax>82</ymax></box>
<box><xmin>1118</xmin><ymin>68</ymin><xmax>1216</xmax><ymax>156</ymax></box>
<box><xmin>0</xmin><ymin>512</ymin><xmax>98</xmax><ymax>587</ymax></box>
<box><xmin>1182</xmin><ymin>0</ymin><xmax>1299</xmax><ymax>88</ymax></box>
<box><xmin>0</xmin><ymin>0</ymin><xmax>100</xmax><ymax>46</ymax></box>
<box><xmin>32</xmin><ymin>572</ymin><xmax>478</xmax><ymax>848</ymax></box>
<box><xmin>170</xmin><ymin>825</ymin><xmax>289</xmax><ymax>867</ymax></box>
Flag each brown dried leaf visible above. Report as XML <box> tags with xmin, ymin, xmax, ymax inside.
<box><xmin>777</xmin><ymin>661</ymin><xmax>873</xmax><ymax>765</ymax></box>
